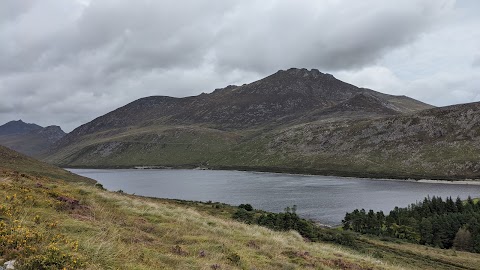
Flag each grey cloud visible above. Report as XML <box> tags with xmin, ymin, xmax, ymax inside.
<box><xmin>337</xmin><ymin>65</ymin><xmax>480</xmax><ymax>107</ymax></box>
<box><xmin>213</xmin><ymin>0</ymin><xmax>455</xmax><ymax>72</ymax></box>
<box><xmin>473</xmin><ymin>55</ymin><xmax>480</xmax><ymax>67</ymax></box>
<box><xmin>1</xmin><ymin>0</ymin><xmax>477</xmax><ymax>132</ymax></box>
<box><xmin>1</xmin><ymin>0</ymin><xmax>454</xmax><ymax>74</ymax></box>
<box><xmin>411</xmin><ymin>72</ymin><xmax>480</xmax><ymax>106</ymax></box>
<box><xmin>0</xmin><ymin>0</ymin><xmax>32</xmax><ymax>24</ymax></box>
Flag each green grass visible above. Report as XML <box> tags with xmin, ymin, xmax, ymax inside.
<box><xmin>0</xmin><ymin>171</ymin><xmax>396</xmax><ymax>269</ymax></box>
<box><xmin>0</xmin><ymin>145</ymin><xmax>94</xmax><ymax>184</ymax></box>
<box><xmin>3</xmin><ymin>166</ymin><xmax>480</xmax><ymax>269</ymax></box>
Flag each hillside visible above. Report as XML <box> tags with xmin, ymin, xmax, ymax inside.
<box><xmin>0</xmin><ymin>120</ymin><xmax>66</xmax><ymax>157</ymax></box>
<box><xmin>2</xmin><ymin>148</ymin><xmax>480</xmax><ymax>269</ymax></box>
<box><xmin>253</xmin><ymin>101</ymin><xmax>480</xmax><ymax>179</ymax></box>
<box><xmin>45</xmin><ymin>68</ymin><xmax>464</xmax><ymax>180</ymax></box>
<box><xmin>0</xmin><ymin>145</ymin><xmax>92</xmax><ymax>183</ymax></box>
<box><xmin>45</xmin><ymin>100</ymin><xmax>480</xmax><ymax>179</ymax></box>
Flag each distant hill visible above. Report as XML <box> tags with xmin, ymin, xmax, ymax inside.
<box><xmin>0</xmin><ymin>119</ymin><xmax>42</xmax><ymax>135</ymax></box>
<box><xmin>0</xmin><ymin>120</ymin><xmax>66</xmax><ymax>157</ymax></box>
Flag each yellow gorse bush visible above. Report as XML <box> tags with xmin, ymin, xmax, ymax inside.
<box><xmin>0</xmin><ymin>172</ymin><xmax>84</xmax><ymax>269</ymax></box>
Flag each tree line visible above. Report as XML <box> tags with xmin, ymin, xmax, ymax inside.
<box><xmin>232</xmin><ymin>204</ymin><xmax>356</xmax><ymax>247</ymax></box>
<box><xmin>342</xmin><ymin>196</ymin><xmax>480</xmax><ymax>252</ymax></box>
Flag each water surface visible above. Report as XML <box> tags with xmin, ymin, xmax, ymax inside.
<box><xmin>70</xmin><ymin>169</ymin><xmax>480</xmax><ymax>225</ymax></box>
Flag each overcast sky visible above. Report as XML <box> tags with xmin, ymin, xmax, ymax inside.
<box><xmin>1</xmin><ymin>0</ymin><xmax>479</xmax><ymax>131</ymax></box>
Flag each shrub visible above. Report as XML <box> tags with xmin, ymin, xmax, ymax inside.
<box><xmin>94</xmin><ymin>183</ymin><xmax>105</xmax><ymax>190</ymax></box>
<box><xmin>238</xmin><ymin>204</ymin><xmax>253</xmax><ymax>211</ymax></box>
<box><xmin>232</xmin><ymin>209</ymin><xmax>254</xmax><ymax>224</ymax></box>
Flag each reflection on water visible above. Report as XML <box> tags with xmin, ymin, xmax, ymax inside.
<box><xmin>69</xmin><ymin>169</ymin><xmax>480</xmax><ymax>225</ymax></box>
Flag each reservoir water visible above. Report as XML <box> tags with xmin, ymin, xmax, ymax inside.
<box><xmin>70</xmin><ymin>169</ymin><xmax>480</xmax><ymax>226</ymax></box>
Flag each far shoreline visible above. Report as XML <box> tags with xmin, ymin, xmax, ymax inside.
<box><xmin>63</xmin><ymin>164</ymin><xmax>480</xmax><ymax>185</ymax></box>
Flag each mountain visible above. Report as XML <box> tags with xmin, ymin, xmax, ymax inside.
<box><xmin>0</xmin><ymin>119</ymin><xmax>42</xmax><ymax>135</ymax></box>
<box><xmin>0</xmin><ymin>121</ymin><xmax>66</xmax><ymax>157</ymax></box>
<box><xmin>60</xmin><ymin>68</ymin><xmax>432</xmax><ymax>139</ymax></box>
<box><xmin>46</xmin><ymin>68</ymin><xmax>480</xmax><ymax>179</ymax></box>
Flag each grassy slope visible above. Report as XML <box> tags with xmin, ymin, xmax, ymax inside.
<box><xmin>45</xmin><ymin>115</ymin><xmax>480</xmax><ymax>180</ymax></box>
<box><xmin>0</xmin><ymin>145</ymin><xmax>94</xmax><ymax>183</ymax></box>
<box><xmin>45</xmin><ymin>125</ymin><xmax>247</xmax><ymax>168</ymax></box>
<box><xmin>3</xmin><ymin>171</ymin><xmax>480</xmax><ymax>270</ymax></box>
<box><xmin>0</xmin><ymin>134</ymin><xmax>46</xmax><ymax>157</ymax></box>
<box><xmin>3</xmin><ymin>147</ymin><xmax>480</xmax><ymax>269</ymax></box>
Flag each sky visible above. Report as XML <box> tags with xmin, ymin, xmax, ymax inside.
<box><xmin>1</xmin><ymin>0</ymin><xmax>479</xmax><ymax>131</ymax></box>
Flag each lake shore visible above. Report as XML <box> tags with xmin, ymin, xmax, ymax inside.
<box><xmin>63</xmin><ymin>164</ymin><xmax>480</xmax><ymax>184</ymax></box>
<box><xmin>414</xmin><ymin>179</ymin><xmax>480</xmax><ymax>185</ymax></box>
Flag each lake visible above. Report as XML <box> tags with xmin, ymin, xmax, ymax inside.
<box><xmin>69</xmin><ymin>169</ymin><xmax>480</xmax><ymax>226</ymax></box>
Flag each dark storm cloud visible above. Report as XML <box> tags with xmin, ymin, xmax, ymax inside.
<box><xmin>1</xmin><ymin>0</ymin><xmax>477</xmax><ymax>131</ymax></box>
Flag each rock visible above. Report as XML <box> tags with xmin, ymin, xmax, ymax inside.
<box><xmin>3</xmin><ymin>260</ymin><xmax>15</xmax><ymax>270</ymax></box>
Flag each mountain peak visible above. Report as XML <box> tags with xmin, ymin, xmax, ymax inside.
<box><xmin>274</xmin><ymin>68</ymin><xmax>335</xmax><ymax>80</ymax></box>
<box><xmin>32</xmin><ymin>125</ymin><xmax>66</xmax><ymax>143</ymax></box>
<box><xmin>0</xmin><ymin>123</ymin><xmax>66</xmax><ymax>157</ymax></box>
<box><xmin>0</xmin><ymin>120</ymin><xmax>43</xmax><ymax>135</ymax></box>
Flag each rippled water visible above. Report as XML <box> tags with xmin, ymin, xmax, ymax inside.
<box><xmin>69</xmin><ymin>169</ymin><xmax>480</xmax><ymax>225</ymax></box>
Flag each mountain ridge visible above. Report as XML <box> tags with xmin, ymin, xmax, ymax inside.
<box><xmin>0</xmin><ymin>121</ymin><xmax>66</xmax><ymax>157</ymax></box>
<box><xmin>0</xmin><ymin>119</ymin><xmax>42</xmax><ymax>135</ymax></box>
<box><xmin>54</xmin><ymin>68</ymin><xmax>432</xmax><ymax>146</ymax></box>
